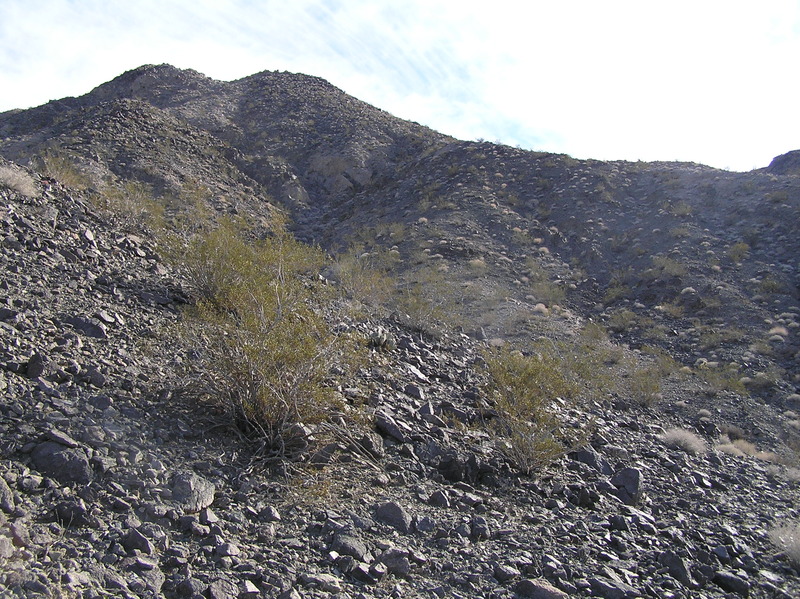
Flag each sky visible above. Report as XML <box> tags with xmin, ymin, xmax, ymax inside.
<box><xmin>1</xmin><ymin>1</ymin><xmax>799</xmax><ymax>172</ymax></box>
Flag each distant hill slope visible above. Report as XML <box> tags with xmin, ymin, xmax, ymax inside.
<box><xmin>1</xmin><ymin>63</ymin><xmax>798</xmax><ymax>415</ymax></box>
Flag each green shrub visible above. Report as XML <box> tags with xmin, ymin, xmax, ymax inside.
<box><xmin>36</xmin><ymin>147</ymin><xmax>92</xmax><ymax>189</ymax></box>
<box><xmin>94</xmin><ymin>181</ymin><xmax>165</xmax><ymax>232</ymax></box>
<box><xmin>628</xmin><ymin>366</ymin><xmax>662</xmax><ymax>406</ymax></box>
<box><xmin>178</xmin><ymin>221</ymin><xmax>358</xmax><ymax>463</ymax></box>
<box><xmin>332</xmin><ymin>245</ymin><xmax>398</xmax><ymax>309</ymax></box>
<box><xmin>727</xmin><ymin>242</ymin><xmax>750</xmax><ymax>263</ymax></box>
<box><xmin>482</xmin><ymin>346</ymin><xmax>580</xmax><ymax>474</ymax></box>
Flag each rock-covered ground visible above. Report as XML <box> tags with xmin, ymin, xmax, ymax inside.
<box><xmin>1</xmin><ymin>161</ymin><xmax>799</xmax><ymax>598</ymax></box>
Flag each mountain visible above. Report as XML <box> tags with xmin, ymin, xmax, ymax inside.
<box><xmin>0</xmin><ymin>64</ymin><xmax>799</xmax><ymax>598</ymax></box>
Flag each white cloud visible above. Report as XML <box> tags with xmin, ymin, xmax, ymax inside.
<box><xmin>0</xmin><ymin>0</ymin><xmax>798</xmax><ymax>170</ymax></box>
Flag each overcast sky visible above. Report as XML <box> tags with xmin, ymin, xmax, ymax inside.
<box><xmin>1</xmin><ymin>1</ymin><xmax>798</xmax><ymax>171</ymax></box>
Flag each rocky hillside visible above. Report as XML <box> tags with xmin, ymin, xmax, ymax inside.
<box><xmin>0</xmin><ymin>65</ymin><xmax>799</xmax><ymax>598</ymax></box>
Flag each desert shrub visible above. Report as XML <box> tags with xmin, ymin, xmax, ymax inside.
<box><xmin>0</xmin><ymin>165</ymin><xmax>37</xmax><ymax>197</ymax></box>
<box><xmin>177</xmin><ymin>221</ymin><xmax>358</xmax><ymax>463</ymax></box>
<box><xmin>769</xmin><ymin>523</ymin><xmax>800</xmax><ymax>567</ymax></box>
<box><xmin>606</xmin><ymin>309</ymin><xmax>638</xmax><ymax>333</ymax></box>
<box><xmin>659</xmin><ymin>427</ymin><xmax>707</xmax><ymax>454</ymax></box>
<box><xmin>331</xmin><ymin>245</ymin><xmax>397</xmax><ymax>308</ymax></box>
<box><xmin>94</xmin><ymin>181</ymin><xmax>165</xmax><ymax>232</ymax></box>
<box><xmin>698</xmin><ymin>364</ymin><xmax>748</xmax><ymax>396</ymax></box>
<box><xmin>525</xmin><ymin>258</ymin><xmax>566</xmax><ymax>305</ymax></box>
<box><xmin>758</xmin><ymin>275</ymin><xmax>786</xmax><ymax>296</ymax></box>
<box><xmin>394</xmin><ymin>267</ymin><xmax>460</xmax><ymax>336</ymax></box>
<box><xmin>666</xmin><ymin>200</ymin><xmax>693</xmax><ymax>217</ymax></box>
<box><xmin>628</xmin><ymin>366</ymin><xmax>662</xmax><ymax>406</ymax></box>
<box><xmin>648</xmin><ymin>255</ymin><xmax>688</xmax><ymax>280</ymax></box>
<box><xmin>715</xmin><ymin>438</ymin><xmax>781</xmax><ymax>462</ymax></box>
<box><xmin>697</xmin><ymin>326</ymin><xmax>744</xmax><ymax>351</ymax></box>
<box><xmin>36</xmin><ymin>148</ymin><xmax>92</xmax><ymax>189</ymax></box>
<box><xmin>727</xmin><ymin>242</ymin><xmax>750</xmax><ymax>263</ymax></box>
<box><xmin>482</xmin><ymin>346</ymin><xmax>581</xmax><ymax>474</ymax></box>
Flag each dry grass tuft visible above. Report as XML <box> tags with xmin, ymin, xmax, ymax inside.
<box><xmin>770</xmin><ymin>523</ymin><xmax>800</xmax><ymax>567</ymax></box>
<box><xmin>659</xmin><ymin>427</ymin><xmax>707</xmax><ymax>455</ymax></box>
<box><xmin>0</xmin><ymin>165</ymin><xmax>37</xmax><ymax>197</ymax></box>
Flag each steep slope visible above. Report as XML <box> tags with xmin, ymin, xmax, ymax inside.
<box><xmin>0</xmin><ymin>64</ymin><xmax>799</xmax><ymax>597</ymax></box>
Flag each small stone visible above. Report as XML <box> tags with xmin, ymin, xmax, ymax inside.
<box><xmin>714</xmin><ymin>570</ymin><xmax>750</xmax><ymax>597</ymax></box>
<box><xmin>31</xmin><ymin>441</ymin><xmax>93</xmax><ymax>485</ymax></box>
<box><xmin>494</xmin><ymin>563</ymin><xmax>521</xmax><ymax>582</ymax></box>
<box><xmin>514</xmin><ymin>578</ymin><xmax>569</xmax><ymax>598</ymax></box>
<box><xmin>172</xmin><ymin>472</ymin><xmax>215</xmax><ymax>513</ymax></box>
<box><xmin>123</xmin><ymin>528</ymin><xmax>154</xmax><ymax>555</ymax></box>
<box><xmin>374</xmin><ymin>501</ymin><xmax>412</xmax><ymax>533</ymax></box>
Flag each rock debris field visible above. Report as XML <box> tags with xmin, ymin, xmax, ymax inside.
<box><xmin>0</xmin><ymin>166</ymin><xmax>799</xmax><ymax>598</ymax></box>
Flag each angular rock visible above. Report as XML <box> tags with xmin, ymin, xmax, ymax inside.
<box><xmin>0</xmin><ymin>477</ymin><xmax>14</xmax><ymax>513</ymax></box>
<box><xmin>31</xmin><ymin>441</ymin><xmax>93</xmax><ymax>485</ymax></box>
<box><xmin>494</xmin><ymin>563</ymin><xmax>521</xmax><ymax>582</ymax></box>
<box><xmin>514</xmin><ymin>578</ymin><xmax>569</xmax><ymax>598</ymax></box>
<box><xmin>610</xmin><ymin>467</ymin><xmax>642</xmax><ymax>505</ymax></box>
<box><xmin>714</xmin><ymin>570</ymin><xmax>750</xmax><ymax>597</ymax></box>
<box><xmin>331</xmin><ymin>533</ymin><xmax>371</xmax><ymax>562</ymax></box>
<box><xmin>172</xmin><ymin>472</ymin><xmax>215</xmax><ymax>513</ymax></box>
<box><xmin>207</xmin><ymin>578</ymin><xmax>239</xmax><ymax>599</ymax></box>
<box><xmin>659</xmin><ymin>550</ymin><xmax>692</xmax><ymax>586</ymax></box>
<box><xmin>64</xmin><ymin>315</ymin><xmax>108</xmax><ymax>338</ymax></box>
<box><xmin>123</xmin><ymin>528</ymin><xmax>155</xmax><ymax>555</ymax></box>
<box><xmin>374</xmin><ymin>501</ymin><xmax>412</xmax><ymax>533</ymax></box>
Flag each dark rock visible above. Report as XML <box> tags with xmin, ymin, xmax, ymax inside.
<box><xmin>379</xmin><ymin>547</ymin><xmax>411</xmax><ymax>576</ymax></box>
<box><xmin>658</xmin><ymin>550</ymin><xmax>693</xmax><ymax>586</ymax></box>
<box><xmin>588</xmin><ymin>576</ymin><xmax>640</xmax><ymax>598</ymax></box>
<box><xmin>331</xmin><ymin>533</ymin><xmax>371</xmax><ymax>562</ymax></box>
<box><xmin>713</xmin><ymin>570</ymin><xmax>750</xmax><ymax>597</ymax></box>
<box><xmin>55</xmin><ymin>499</ymin><xmax>97</xmax><ymax>527</ymax></box>
<box><xmin>63</xmin><ymin>315</ymin><xmax>108</xmax><ymax>338</ymax></box>
<box><xmin>375</xmin><ymin>410</ymin><xmax>410</xmax><ymax>443</ymax></box>
<box><xmin>31</xmin><ymin>441</ymin><xmax>93</xmax><ymax>485</ymax></box>
<box><xmin>172</xmin><ymin>472</ymin><xmax>215</xmax><ymax>513</ymax></box>
<box><xmin>123</xmin><ymin>528</ymin><xmax>154</xmax><ymax>555</ymax></box>
<box><xmin>374</xmin><ymin>501</ymin><xmax>411</xmax><ymax>533</ymax></box>
<box><xmin>0</xmin><ymin>477</ymin><xmax>14</xmax><ymax>513</ymax></box>
<box><xmin>610</xmin><ymin>467</ymin><xmax>642</xmax><ymax>505</ymax></box>
<box><xmin>494</xmin><ymin>563</ymin><xmax>521</xmax><ymax>582</ymax></box>
<box><xmin>514</xmin><ymin>578</ymin><xmax>569</xmax><ymax>598</ymax></box>
<box><xmin>207</xmin><ymin>578</ymin><xmax>239</xmax><ymax>599</ymax></box>
<box><xmin>26</xmin><ymin>352</ymin><xmax>49</xmax><ymax>378</ymax></box>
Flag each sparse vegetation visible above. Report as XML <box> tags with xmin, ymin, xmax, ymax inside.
<box><xmin>176</xmin><ymin>220</ymin><xmax>361</xmax><ymax>464</ymax></box>
<box><xmin>769</xmin><ymin>523</ymin><xmax>800</xmax><ymax>567</ymax></box>
<box><xmin>482</xmin><ymin>346</ymin><xmax>580</xmax><ymax>473</ymax></box>
<box><xmin>659</xmin><ymin>427</ymin><xmax>707</xmax><ymax>454</ymax></box>
<box><xmin>0</xmin><ymin>164</ymin><xmax>37</xmax><ymax>196</ymax></box>
<box><xmin>36</xmin><ymin>147</ymin><xmax>93</xmax><ymax>189</ymax></box>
